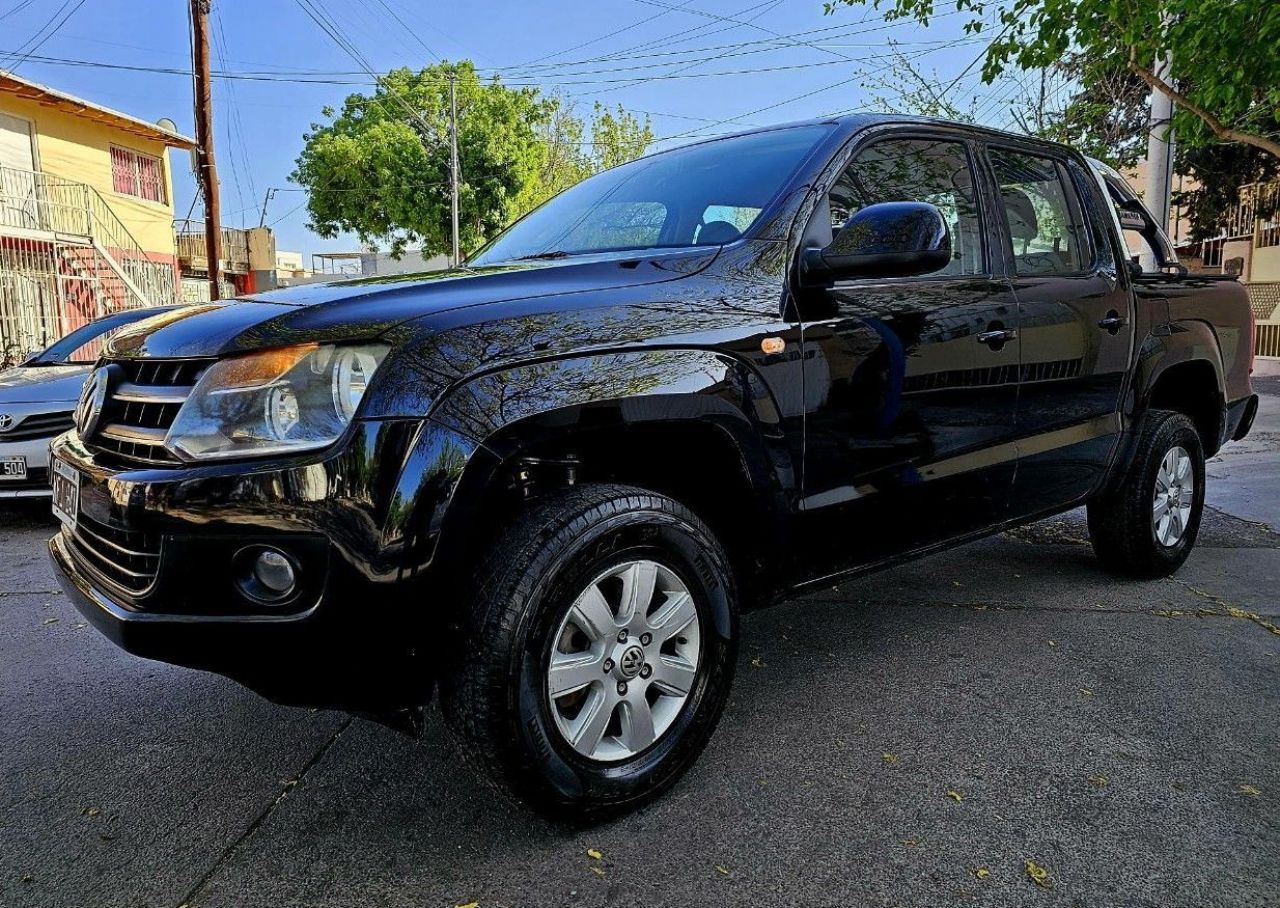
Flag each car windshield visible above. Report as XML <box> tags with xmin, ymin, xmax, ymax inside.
<box><xmin>469</xmin><ymin>125</ymin><xmax>831</xmax><ymax>266</ymax></box>
<box><xmin>26</xmin><ymin>310</ymin><xmax>166</xmax><ymax>366</ymax></box>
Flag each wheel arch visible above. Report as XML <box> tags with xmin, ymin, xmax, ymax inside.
<box><xmin>1137</xmin><ymin>336</ymin><xmax>1226</xmax><ymax>456</ymax></box>
<box><xmin>421</xmin><ymin>347</ymin><xmax>796</xmax><ymax>609</ymax></box>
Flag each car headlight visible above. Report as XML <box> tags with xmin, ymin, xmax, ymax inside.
<box><xmin>164</xmin><ymin>342</ymin><xmax>389</xmax><ymax>461</ymax></box>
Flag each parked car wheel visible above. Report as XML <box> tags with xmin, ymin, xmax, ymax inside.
<box><xmin>1087</xmin><ymin>409</ymin><xmax>1206</xmax><ymax>578</ymax></box>
<box><xmin>439</xmin><ymin>483</ymin><xmax>738</xmax><ymax>816</ymax></box>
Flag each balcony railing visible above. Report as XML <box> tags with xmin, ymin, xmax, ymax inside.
<box><xmin>1226</xmin><ymin>181</ymin><xmax>1280</xmax><ymax>247</ymax></box>
<box><xmin>173</xmin><ymin>219</ymin><xmax>251</xmax><ymax>273</ymax></box>
<box><xmin>0</xmin><ymin>164</ymin><xmax>177</xmax><ymax>307</ymax></box>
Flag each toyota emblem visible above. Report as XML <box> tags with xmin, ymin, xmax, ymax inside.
<box><xmin>0</xmin><ymin>413</ymin><xmax>12</xmax><ymax>432</ymax></box>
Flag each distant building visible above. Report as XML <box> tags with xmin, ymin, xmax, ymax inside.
<box><xmin>173</xmin><ymin>221</ymin><xmax>278</xmax><ymax>301</ymax></box>
<box><xmin>272</xmin><ymin>249</ymin><xmax>318</xmax><ymax>288</ymax></box>
<box><xmin>0</xmin><ymin>71</ymin><xmax>194</xmax><ymax>358</ymax></box>
<box><xmin>312</xmin><ymin>247</ymin><xmax>450</xmax><ymax>279</ymax></box>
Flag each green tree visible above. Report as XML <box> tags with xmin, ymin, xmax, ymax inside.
<box><xmin>293</xmin><ymin>61</ymin><xmax>550</xmax><ymax>257</ymax></box>
<box><xmin>826</xmin><ymin>0</ymin><xmax>1280</xmax><ymax>160</ymax></box>
<box><xmin>1042</xmin><ymin>55</ymin><xmax>1149</xmax><ymax>169</ymax></box>
<box><xmin>590</xmin><ymin>103</ymin><xmax>655</xmax><ymax>171</ymax></box>
<box><xmin>1174</xmin><ymin>132</ymin><xmax>1280</xmax><ymax>241</ymax></box>
<box><xmin>293</xmin><ymin>64</ymin><xmax>654</xmax><ymax>258</ymax></box>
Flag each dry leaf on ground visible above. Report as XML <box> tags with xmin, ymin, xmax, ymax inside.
<box><xmin>1025</xmin><ymin>860</ymin><xmax>1052</xmax><ymax>889</ymax></box>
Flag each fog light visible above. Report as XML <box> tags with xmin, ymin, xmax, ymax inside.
<box><xmin>253</xmin><ymin>550</ymin><xmax>296</xmax><ymax>596</ymax></box>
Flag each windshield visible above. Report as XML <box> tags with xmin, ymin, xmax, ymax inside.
<box><xmin>470</xmin><ymin>125</ymin><xmax>831</xmax><ymax>266</ymax></box>
<box><xmin>27</xmin><ymin>308</ymin><xmax>171</xmax><ymax>366</ymax></box>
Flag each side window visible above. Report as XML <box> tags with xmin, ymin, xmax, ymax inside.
<box><xmin>829</xmin><ymin>137</ymin><xmax>984</xmax><ymax>276</ymax></box>
<box><xmin>695</xmin><ymin>204</ymin><xmax>760</xmax><ymax>244</ymax></box>
<box><xmin>990</xmin><ymin>150</ymin><xmax>1090</xmax><ymax>274</ymax></box>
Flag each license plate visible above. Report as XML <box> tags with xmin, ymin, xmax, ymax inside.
<box><xmin>51</xmin><ymin>458</ymin><xmax>79</xmax><ymax>528</ymax></box>
<box><xmin>0</xmin><ymin>456</ymin><xmax>26</xmax><ymax>480</ymax></box>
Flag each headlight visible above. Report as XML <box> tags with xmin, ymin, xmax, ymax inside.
<box><xmin>164</xmin><ymin>342</ymin><xmax>389</xmax><ymax>461</ymax></box>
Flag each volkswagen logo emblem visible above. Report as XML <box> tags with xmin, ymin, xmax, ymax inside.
<box><xmin>75</xmin><ymin>364</ymin><xmax>118</xmax><ymax>439</ymax></box>
<box><xmin>618</xmin><ymin>645</ymin><xmax>646</xmax><ymax>680</ymax></box>
<box><xmin>0</xmin><ymin>413</ymin><xmax>12</xmax><ymax>432</ymax></box>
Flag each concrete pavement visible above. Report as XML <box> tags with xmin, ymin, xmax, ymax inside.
<box><xmin>1</xmin><ymin>375</ymin><xmax>1277</xmax><ymax>908</ymax></box>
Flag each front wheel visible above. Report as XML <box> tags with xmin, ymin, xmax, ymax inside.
<box><xmin>1087</xmin><ymin>409</ymin><xmax>1206</xmax><ymax>578</ymax></box>
<box><xmin>439</xmin><ymin>483</ymin><xmax>738</xmax><ymax>816</ymax></box>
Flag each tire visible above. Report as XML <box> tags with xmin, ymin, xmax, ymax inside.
<box><xmin>1087</xmin><ymin>409</ymin><xmax>1206</xmax><ymax>579</ymax></box>
<box><xmin>438</xmin><ymin>483</ymin><xmax>738</xmax><ymax>816</ymax></box>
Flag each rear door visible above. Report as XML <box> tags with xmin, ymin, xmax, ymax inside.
<box><xmin>793</xmin><ymin>130</ymin><xmax>1022</xmax><ymax>578</ymax></box>
<box><xmin>984</xmin><ymin>144</ymin><xmax>1135</xmax><ymax>515</ymax></box>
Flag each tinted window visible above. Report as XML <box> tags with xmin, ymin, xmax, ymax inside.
<box><xmin>470</xmin><ymin>125</ymin><xmax>830</xmax><ymax>264</ymax></box>
<box><xmin>830</xmin><ymin>137</ymin><xmax>984</xmax><ymax>276</ymax></box>
<box><xmin>991</xmin><ymin>150</ymin><xmax>1090</xmax><ymax>274</ymax></box>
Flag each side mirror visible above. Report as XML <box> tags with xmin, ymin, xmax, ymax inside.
<box><xmin>801</xmin><ymin>201</ymin><xmax>951</xmax><ymax>286</ymax></box>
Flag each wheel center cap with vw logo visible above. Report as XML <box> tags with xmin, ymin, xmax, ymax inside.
<box><xmin>75</xmin><ymin>364</ymin><xmax>120</xmax><ymax>439</ymax></box>
<box><xmin>617</xmin><ymin>645</ymin><xmax>646</xmax><ymax>680</ymax></box>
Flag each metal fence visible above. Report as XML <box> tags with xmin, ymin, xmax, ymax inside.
<box><xmin>0</xmin><ymin>236</ymin><xmax>99</xmax><ymax>365</ymax></box>
<box><xmin>0</xmin><ymin>164</ymin><xmax>182</xmax><ymax>364</ymax></box>
<box><xmin>0</xmin><ymin>164</ymin><xmax>176</xmax><ymax>308</ymax></box>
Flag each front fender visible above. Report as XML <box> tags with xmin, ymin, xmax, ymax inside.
<box><xmin>389</xmin><ymin>347</ymin><xmax>794</xmax><ymax>586</ymax></box>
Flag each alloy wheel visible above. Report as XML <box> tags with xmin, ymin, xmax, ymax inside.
<box><xmin>547</xmin><ymin>559</ymin><xmax>701</xmax><ymax>762</ymax></box>
<box><xmin>1153</xmin><ymin>445</ymin><xmax>1195</xmax><ymax>547</ymax></box>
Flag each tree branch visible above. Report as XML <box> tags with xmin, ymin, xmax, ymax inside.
<box><xmin>1128</xmin><ymin>46</ymin><xmax>1280</xmax><ymax>159</ymax></box>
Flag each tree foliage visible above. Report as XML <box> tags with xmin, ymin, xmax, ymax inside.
<box><xmin>292</xmin><ymin>61</ymin><xmax>653</xmax><ymax>257</ymax></box>
<box><xmin>826</xmin><ymin>0</ymin><xmax>1280</xmax><ymax>159</ymax></box>
<box><xmin>516</xmin><ymin>99</ymin><xmax>654</xmax><ymax>214</ymax></box>
<box><xmin>1042</xmin><ymin>55</ymin><xmax>1149</xmax><ymax>169</ymax></box>
<box><xmin>1174</xmin><ymin>129</ymin><xmax>1280</xmax><ymax>241</ymax></box>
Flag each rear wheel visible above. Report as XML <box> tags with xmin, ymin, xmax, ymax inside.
<box><xmin>1087</xmin><ymin>409</ymin><xmax>1206</xmax><ymax>578</ymax></box>
<box><xmin>439</xmin><ymin>483</ymin><xmax>737</xmax><ymax>816</ymax></box>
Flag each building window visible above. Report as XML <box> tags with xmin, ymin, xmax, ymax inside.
<box><xmin>110</xmin><ymin>146</ymin><xmax>166</xmax><ymax>203</ymax></box>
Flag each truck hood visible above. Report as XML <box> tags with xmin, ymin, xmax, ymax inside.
<box><xmin>0</xmin><ymin>364</ymin><xmax>90</xmax><ymax>403</ymax></box>
<box><xmin>106</xmin><ymin>251</ymin><xmax>717</xmax><ymax>360</ymax></box>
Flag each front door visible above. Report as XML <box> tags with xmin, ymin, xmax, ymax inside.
<box><xmin>793</xmin><ymin>133</ymin><xmax>1021</xmax><ymax>581</ymax></box>
<box><xmin>984</xmin><ymin>146</ymin><xmax>1135</xmax><ymax>515</ymax></box>
<box><xmin>0</xmin><ymin>111</ymin><xmax>39</xmax><ymax>231</ymax></box>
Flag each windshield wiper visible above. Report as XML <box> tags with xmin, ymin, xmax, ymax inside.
<box><xmin>513</xmin><ymin>250</ymin><xmax>571</xmax><ymax>261</ymax></box>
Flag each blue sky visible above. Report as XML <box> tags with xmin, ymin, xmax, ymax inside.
<box><xmin>0</xmin><ymin>0</ymin><xmax>1019</xmax><ymax>258</ymax></box>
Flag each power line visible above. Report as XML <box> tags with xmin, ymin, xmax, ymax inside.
<box><xmin>5</xmin><ymin>45</ymin><xmax>985</xmax><ymax>88</ymax></box>
<box><xmin>0</xmin><ymin>0</ymin><xmax>88</xmax><ymax>75</ymax></box>
<box><xmin>0</xmin><ymin>0</ymin><xmax>38</xmax><ymax>23</ymax></box>
<box><xmin>515</xmin><ymin>0</ymin><xmax>701</xmax><ymax>69</ymax></box>
<box><xmin>366</xmin><ymin>0</ymin><xmax>441</xmax><ymax>62</ymax></box>
<box><xmin>653</xmin><ymin>35</ymin><xmax>978</xmax><ymax>144</ymax></box>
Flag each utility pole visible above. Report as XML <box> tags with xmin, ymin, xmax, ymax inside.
<box><xmin>258</xmin><ymin>187</ymin><xmax>277</xmax><ymax>228</ymax></box>
<box><xmin>449</xmin><ymin>69</ymin><xmax>460</xmax><ymax>268</ymax></box>
<box><xmin>191</xmin><ymin>0</ymin><xmax>223</xmax><ymax>299</ymax></box>
<box><xmin>1143</xmin><ymin>50</ymin><xmax>1175</xmax><ymax>244</ymax></box>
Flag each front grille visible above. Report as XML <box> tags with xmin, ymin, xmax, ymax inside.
<box><xmin>88</xmin><ymin>359</ymin><xmax>210</xmax><ymax>465</ymax></box>
<box><xmin>0</xmin><ymin>411</ymin><xmax>75</xmax><ymax>442</ymax></box>
<box><xmin>64</xmin><ymin>510</ymin><xmax>161</xmax><ymax>596</ymax></box>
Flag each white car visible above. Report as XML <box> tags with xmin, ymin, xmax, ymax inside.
<box><xmin>0</xmin><ymin>308</ymin><xmax>177</xmax><ymax>498</ymax></box>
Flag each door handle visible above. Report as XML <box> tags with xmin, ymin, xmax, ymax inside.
<box><xmin>976</xmin><ymin>328</ymin><xmax>1017</xmax><ymax>345</ymax></box>
<box><xmin>1098</xmin><ymin>311</ymin><xmax>1128</xmax><ymax>333</ymax></box>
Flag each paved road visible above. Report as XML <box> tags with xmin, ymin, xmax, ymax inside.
<box><xmin>2</xmin><ymin>372</ymin><xmax>1277</xmax><ymax>908</ymax></box>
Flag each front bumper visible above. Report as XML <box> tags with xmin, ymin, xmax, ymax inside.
<box><xmin>44</xmin><ymin>418</ymin><xmax>453</xmax><ymax>710</ymax></box>
<box><xmin>50</xmin><ymin>529</ymin><xmax>344</xmax><ymax>702</ymax></box>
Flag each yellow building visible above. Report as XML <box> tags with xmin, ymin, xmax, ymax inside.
<box><xmin>0</xmin><ymin>71</ymin><xmax>195</xmax><ymax>359</ymax></box>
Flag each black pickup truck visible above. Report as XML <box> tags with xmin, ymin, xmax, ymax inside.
<box><xmin>48</xmin><ymin>115</ymin><xmax>1257</xmax><ymax>815</ymax></box>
